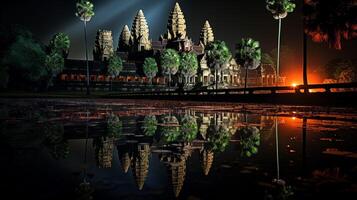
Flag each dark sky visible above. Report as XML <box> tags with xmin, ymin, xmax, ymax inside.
<box><xmin>1</xmin><ymin>0</ymin><xmax>357</xmax><ymax>82</ymax></box>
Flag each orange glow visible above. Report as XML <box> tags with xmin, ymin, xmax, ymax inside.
<box><xmin>291</xmin><ymin>83</ymin><xmax>297</xmax><ymax>87</ymax></box>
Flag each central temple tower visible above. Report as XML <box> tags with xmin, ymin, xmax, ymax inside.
<box><xmin>165</xmin><ymin>2</ymin><xmax>187</xmax><ymax>40</ymax></box>
<box><xmin>131</xmin><ymin>10</ymin><xmax>152</xmax><ymax>52</ymax></box>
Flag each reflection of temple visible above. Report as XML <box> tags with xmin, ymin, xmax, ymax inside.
<box><xmin>94</xmin><ymin>137</ymin><xmax>115</xmax><ymax>168</ymax></box>
<box><xmin>57</xmin><ymin>2</ymin><xmax>278</xmax><ymax>91</ymax></box>
<box><xmin>91</xmin><ymin>111</ymin><xmax>275</xmax><ymax>196</ymax></box>
<box><xmin>160</xmin><ymin>152</ymin><xmax>187</xmax><ymax>197</ymax></box>
<box><xmin>132</xmin><ymin>143</ymin><xmax>151</xmax><ymax>190</ymax></box>
<box><xmin>201</xmin><ymin>149</ymin><xmax>214</xmax><ymax>176</ymax></box>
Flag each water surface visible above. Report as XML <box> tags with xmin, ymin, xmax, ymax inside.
<box><xmin>1</xmin><ymin>99</ymin><xmax>357</xmax><ymax>199</ymax></box>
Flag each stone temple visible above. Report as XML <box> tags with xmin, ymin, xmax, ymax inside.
<box><xmin>58</xmin><ymin>2</ymin><xmax>279</xmax><ymax>91</ymax></box>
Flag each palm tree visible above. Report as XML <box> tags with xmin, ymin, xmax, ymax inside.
<box><xmin>107</xmin><ymin>55</ymin><xmax>123</xmax><ymax>90</ymax></box>
<box><xmin>45</xmin><ymin>52</ymin><xmax>65</xmax><ymax>88</ymax></box>
<box><xmin>160</xmin><ymin>49</ymin><xmax>180</xmax><ymax>91</ymax></box>
<box><xmin>75</xmin><ymin>0</ymin><xmax>95</xmax><ymax>95</ymax></box>
<box><xmin>266</xmin><ymin>0</ymin><xmax>296</xmax><ymax>86</ymax></box>
<box><xmin>205</xmin><ymin>40</ymin><xmax>232</xmax><ymax>90</ymax></box>
<box><xmin>49</xmin><ymin>32</ymin><xmax>71</xmax><ymax>57</ymax></box>
<box><xmin>143</xmin><ymin>57</ymin><xmax>158</xmax><ymax>85</ymax></box>
<box><xmin>235</xmin><ymin>38</ymin><xmax>262</xmax><ymax>93</ymax></box>
<box><xmin>180</xmin><ymin>52</ymin><xmax>199</xmax><ymax>88</ymax></box>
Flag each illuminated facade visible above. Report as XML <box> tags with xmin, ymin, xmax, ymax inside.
<box><xmin>58</xmin><ymin>2</ymin><xmax>278</xmax><ymax>91</ymax></box>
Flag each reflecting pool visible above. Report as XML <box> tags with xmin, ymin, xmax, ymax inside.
<box><xmin>1</xmin><ymin>99</ymin><xmax>357</xmax><ymax>199</ymax></box>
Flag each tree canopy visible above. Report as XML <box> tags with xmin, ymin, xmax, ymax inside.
<box><xmin>160</xmin><ymin>48</ymin><xmax>180</xmax><ymax>76</ymax></box>
<box><xmin>235</xmin><ymin>38</ymin><xmax>262</xmax><ymax>70</ymax></box>
<box><xmin>107</xmin><ymin>55</ymin><xmax>123</xmax><ymax>77</ymax></box>
<box><xmin>304</xmin><ymin>0</ymin><xmax>357</xmax><ymax>50</ymax></box>
<box><xmin>180</xmin><ymin>52</ymin><xmax>199</xmax><ymax>78</ymax></box>
<box><xmin>266</xmin><ymin>0</ymin><xmax>296</xmax><ymax>19</ymax></box>
<box><xmin>75</xmin><ymin>0</ymin><xmax>95</xmax><ymax>22</ymax></box>
<box><xmin>49</xmin><ymin>33</ymin><xmax>70</xmax><ymax>56</ymax></box>
<box><xmin>205</xmin><ymin>40</ymin><xmax>232</xmax><ymax>69</ymax></box>
<box><xmin>3</xmin><ymin>35</ymin><xmax>47</xmax><ymax>88</ymax></box>
<box><xmin>143</xmin><ymin>57</ymin><xmax>158</xmax><ymax>82</ymax></box>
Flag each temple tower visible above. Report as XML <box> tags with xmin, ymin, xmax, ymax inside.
<box><xmin>166</xmin><ymin>2</ymin><xmax>187</xmax><ymax>40</ymax></box>
<box><xmin>200</xmin><ymin>20</ymin><xmax>214</xmax><ymax>47</ymax></box>
<box><xmin>131</xmin><ymin>10</ymin><xmax>152</xmax><ymax>52</ymax></box>
<box><xmin>117</xmin><ymin>25</ymin><xmax>131</xmax><ymax>52</ymax></box>
<box><xmin>93</xmin><ymin>29</ymin><xmax>114</xmax><ymax>61</ymax></box>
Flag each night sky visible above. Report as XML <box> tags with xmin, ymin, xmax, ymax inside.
<box><xmin>1</xmin><ymin>0</ymin><xmax>357</xmax><ymax>83</ymax></box>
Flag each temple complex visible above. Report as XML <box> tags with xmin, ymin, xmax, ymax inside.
<box><xmin>57</xmin><ymin>2</ymin><xmax>281</xmax><ymax>91</ymax></box>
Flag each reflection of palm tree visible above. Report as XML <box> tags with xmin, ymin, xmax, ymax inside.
<box><xmin>159</xmin><ymin>115</ymin><xmax>180</xmax><ymax>143</ymax></box>
<box><xmin>206</xmin><ymin>123</ymin><xmax>230</xmax><ymax>153</ymax></box>
<box><xmin>107</xmin><ymin>113</ymin><xmax>122</xmax><ymax>138</ymax></box>
<box><xmin>117</xmin><ymin>144</ymin><xmax>133</xmax><ymax>173</ymax></box>
<box><xmin>180</xmin><ymin>115</ymin><xmax>198</xmax><ymax>142</ymax></box>
<box><xmin>44</xmin><ymin>122</ymin><xmax>70</xmax><ymax>160</ymax></box>
<box><xmin>75</xmin><ymin>109</ymin><xmax>94</xmax><ymax>200</ymax></box>
<box><xmin>142</xmin><ymin>115</ymin><xmax>158</xmax><ymax>137</ymax></box>
<box><xmin>238</xmin><ymin>126</ymin><xmax>261</xmax><ymax>157</ymax></box>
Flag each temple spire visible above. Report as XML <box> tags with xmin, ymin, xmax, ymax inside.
<box><xmin>131</xmin><ymin>9</ymin><xmax>152</xmax><ymax>51</ymax></box>
<box><xmin>166</xmin><ymin>2</ymin><xmax>187</xmax><ymax>40</ymax></box>
<box><xmin>200</xmin><ymin>20</ymin><xmax>214</xmax><ymax>46</ymax></box>
<box><xmin>117</xmin><ymin>25</ymin><xmax>131</xmax><ymax>52</ymax></box>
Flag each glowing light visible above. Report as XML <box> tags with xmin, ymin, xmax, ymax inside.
<box><xmin>291</xmin><ymin>83</ymin><xmax>297</xmax><ymax>87</ymax></box>
<box><xmin>292</xmin><ymin>117</ymin><xmax>296</xmax><ymax>120</ymax></box>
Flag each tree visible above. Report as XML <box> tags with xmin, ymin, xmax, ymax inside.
<box><xmin>205</xmin><ymin>40</ymin><xmax>232</xmax><ymax>90</ymax></box>
<box><xmin>235</xmin><ymin>38</ymin><xmax>262</xmax><ymax>93</ymax></box>
<box><xmin>303</xmin><ymin>0</ymin><xmax>356</xmax><ymax>93</ymax></box>
<box><xmin>107</xmin><ymin>55</ymin><xmax>123</xmax><ymax>90</ymax></box>
<box><xmin>0</xmin><ymin>64</ymin><xmax>8</xmax><ymax>89</ymax></box>
<box><xmin>2</xmin><ymin>35</ymin><xmax>47</xmax><ymax>89</ymax></box>
<box><xmin>304</xmin><ymin>0</ymin><xmax>357</xmax><ymax>50</ymax></box>
<box><xmin>75</xmin><ymin>0</ymin><xmax>95</xmax><ymax>95</ymax></box>
<box><xmin>160</xmin><ymin>49</ymin><xmax>180</xmax><ymax>90</ymax></box>
<box><xmin>45</xmin><ymin>52</ymin><xmax>65</xmax><ymax>88</ymax></box>
<box><xmin>266</xmin><ymin>0</ymin><xmax>296</xmax><ymax>85</ymax></box>
<box><xmin>180</xmin><ymin>52</ymin><xmax>199</xmax><ymax>87</ymax></box>
<box><xmin>143</xmin><ymin>57</ymin><xmax>158</xmax><ymax>85</ymax></box>
<box><xmin>49</xmin><ymin>33</ymin><xmax>70</xmax><ymax>57</ymax></box>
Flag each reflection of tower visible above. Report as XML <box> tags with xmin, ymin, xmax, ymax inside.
<box><xmin>201</xmin><ymin>149</ymin><xmax>214</xmax><ymax>176</ymax></box>
<box><xmin>117</xmin><ymin>144</ymin><xmax>133</xmax><ymax>173</ymax></box>
<box><xmin>169</xmin><ymin>155</ymin><xmax>186</xmax><ymax>198</ymax></box>
<box><xmin>94</xmin><ymin>137</ymin><xmax>115</xmax><ymax>168</ymax></box>
<box><xmin>132</xmin><ymin>143</ymin><xmax>151</xmax><ymax>190</ymax></box>
<box><xmin>160</xmin><ymin>152</ymin><xmax>187</xmax><ymax>198</ymax></box>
